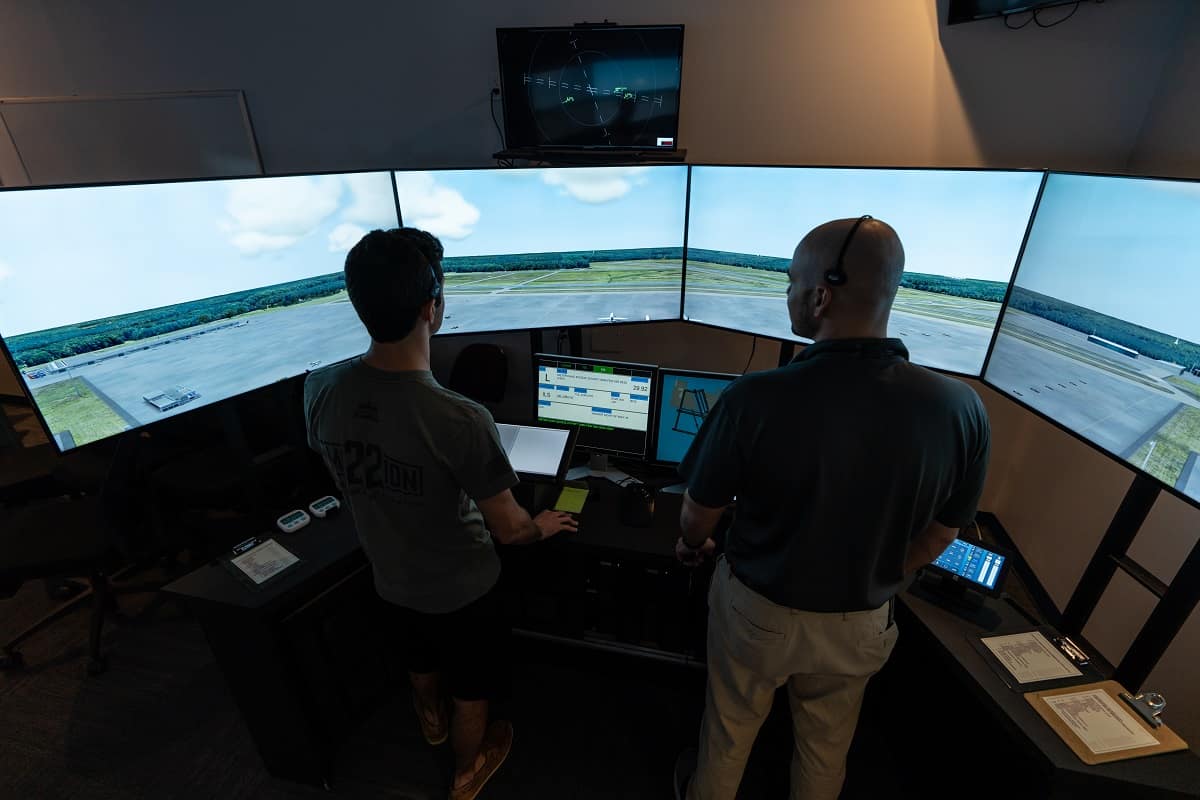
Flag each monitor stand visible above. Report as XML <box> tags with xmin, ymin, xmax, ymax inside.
<box><xmin>910</xmin><ymin>572</ymin><xmax>1001</xmax><ymax>631</ymax></box>
<box><xmin>565</xmin><ymin>453</ymin><xmax>639</xmax><ymax>485</ymax></box>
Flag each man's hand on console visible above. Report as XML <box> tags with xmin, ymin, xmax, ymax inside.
<box><xmin>534</xmin><ymin>510</ymin><xmax>578</xmax><ymax>541</ymax></box>
<box><xmin>675</xmin><ymin>536</ymin><xmax>716</xmax><ymax>567</ymax></box>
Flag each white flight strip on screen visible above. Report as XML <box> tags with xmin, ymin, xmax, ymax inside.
<box><xmin>537</xmin><ymin>365</ymin><xmax>651</xmax><ymax>431</ymax></box>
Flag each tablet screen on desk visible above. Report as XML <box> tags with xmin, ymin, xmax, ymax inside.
<box><xmin>930</xmin><ymin>537</ymin><xmax>1008</xmax><ymax>594</ymax></box>
<box><xmin>495</xmin><ymin>423</ymin><xmax>574</xmax><ymax>480</ymax></box>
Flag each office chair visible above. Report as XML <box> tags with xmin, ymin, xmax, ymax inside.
<box><xmin>448</xmin><ymin>343</ymin><xmax>509</xmax><ymax>404</ymax></box>
<box><xmin>0</xmin><ymin>435</ymin><xmax>162</xmax><ymax>676</ymax></box>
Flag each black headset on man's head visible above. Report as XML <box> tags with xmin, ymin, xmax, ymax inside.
<box><xmin>823</xmin><ymin>214</ymin><xmax>873</xmax><ymax>287</ymax></box>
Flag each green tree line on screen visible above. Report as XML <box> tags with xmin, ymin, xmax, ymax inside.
<box><xmin>1007</xmin><ymin>287</ymin><xmax>1200</xmax><ymax>367</ymax></box>
<box><xmin>441</xmin><ymin>247</ymin><xmax>683</xmax><ymax>273</ymax></box>
<box><xmin>685</xmin><ymin>248</ymin><xmax>1010</xmax><ymax>302</ymax></box>
<box><xmin>4</xmin><ymin>248</ymin><xmax>686</xmax><ymax>366</ymax></box>
<box><xmin>6</xmin><ymin>273</ymin><xmax>346</xmax><ymax>367</ymax></box>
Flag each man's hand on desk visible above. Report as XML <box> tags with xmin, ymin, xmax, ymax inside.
<box><xmin>675</xmin><ymin>537</ymin><xmax>715</xmax><ymax>567</ymax></box>
<box><xmin>534</xmin><ymin>510</ymin><xmax>578</xmax><ymax>540</ymax></box>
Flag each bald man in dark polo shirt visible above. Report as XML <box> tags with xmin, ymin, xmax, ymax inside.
<box><xmin>673</xmin><ymin>217</ymin><xmax>991</xmax><ymax>800</ymax></box>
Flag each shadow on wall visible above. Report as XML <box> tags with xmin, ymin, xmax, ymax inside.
<box><xmin>933</xmin><ymin>0</ymin><xmax>1192</xmax><ymax>172</ymax></box>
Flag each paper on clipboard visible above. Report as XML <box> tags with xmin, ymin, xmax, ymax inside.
<box><xmin>981</xmin><ymin>631</ymin><xmax>1081</xmax><ymax>683</ymax></box>
<box><xmin>1042</xmin><ymin>689</ymin><xmax>1159</xmax><ymax>755</ymax></box>
<box><xmin>230</xmin><ymin>538</ymin><xmax>299</xmax><ymax>585</ymax></box>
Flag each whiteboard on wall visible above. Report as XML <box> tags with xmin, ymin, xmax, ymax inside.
<box><xmin>0</xmin><ymin>90</ymin><xmax>263</xmax><ymax>187</ymax></box>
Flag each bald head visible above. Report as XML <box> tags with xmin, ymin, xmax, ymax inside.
<box><xmin>786</xmin><ymin>217</ymin><xmax>905</xmax><ymax>339</ymax></box>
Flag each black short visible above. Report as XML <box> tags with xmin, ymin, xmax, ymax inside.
<box><xmin>389</xmin><ymin>584</ymin><xmax>510</xmax><ymax>702</ymax></box>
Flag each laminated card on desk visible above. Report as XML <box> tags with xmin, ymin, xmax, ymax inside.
<box><xmin>981</xmin><ymin>630</ymin><xmax>1082</xmax><ymax>684</ymax></box>
<box><xmin>228</xmin><ymin>538</ymin><xmax>300</xmax><ymax>586</ymax></box>
<box><xmin>1025</xmin><ymin>681</ymin><xmax>1189</xmax><ymax>765</ymax></box>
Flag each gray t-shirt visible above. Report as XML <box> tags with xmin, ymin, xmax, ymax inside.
<box><xmin>303</xmin><ymin>358</ymin><xmax>518</xmax><ymax>613</ymax></box>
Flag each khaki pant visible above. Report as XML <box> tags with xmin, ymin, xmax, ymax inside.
<box><xmin>689</xmin><ymin>558</ymin><xmax>899</xmax><ymax>800</ymax></box>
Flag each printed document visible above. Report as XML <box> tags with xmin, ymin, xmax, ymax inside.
<box><xmin>981</xmin><ymin>631</ymin><xmax>1081</xmax><ymax>683</ymax></box>
<box><xmin>1043</xmin><ymin>689</ymin><xmax>1159</xmax><ymax>754</ymax></box>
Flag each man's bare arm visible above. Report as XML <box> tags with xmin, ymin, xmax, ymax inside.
<box><xmin>680</xmin><ymin>491</ymin><xmax>727</xmax><ymax>548</ymax></box>
<box><xmin>904</xmin><ymin>520</ymin><xmax>960</xmax><ymax>575</ymax></box>
<box><xmin>477</xmin><ymin>489</ymin><xmax>577</xmax><ymax>546</ymax></box>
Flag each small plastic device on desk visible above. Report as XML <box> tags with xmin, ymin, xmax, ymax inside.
<box><xmin>308</xmin><ymin>495</ymin><xmax>341</xmax><ymax>518</ymax></box>
<box><xmin>276</xmin><ymin>509</ymin><xmax>311</xmax><ymax>533</ymax></box>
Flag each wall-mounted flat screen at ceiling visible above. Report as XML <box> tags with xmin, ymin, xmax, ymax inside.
<box><xmin>984</xmin><ymin>173</ymin><xmax>1200</xmax><ymax>504</ymax></box>
<box><xmin>683</xmin><ymin>167</ymin><xmax>1043</xmax><ymax>375</ymax></box>
<box><xmin>0</xmin><ymin>172</ymin><xmax>398</xmax><ymax>452</ymax></box>
<box><xmin>497</xmin><ymin>25</ymin><xmax>684</xmax><ymax>150</ymax></box>
<box><xmin>398</xmin><ymin>166</ymin><xmax>686</xmax><ymax>335</ymax></box>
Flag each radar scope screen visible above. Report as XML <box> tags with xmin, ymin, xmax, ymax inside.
<box><xmin>497</xmin><ymin>25</ymin><xmax>684</xmax><ymax>150</ymax></box>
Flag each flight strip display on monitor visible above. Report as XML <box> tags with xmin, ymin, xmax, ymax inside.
<box><xmin>535</xmin><ymin>354</ymin><xmax>656</xmax><ymax>457</ymax></box>
<box><xmin>683</xmin><ymin>167</ymin><xmax>1044</xmax><ymax>375</ymax></box>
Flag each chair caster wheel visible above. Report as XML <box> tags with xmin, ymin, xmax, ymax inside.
<box><xmin>0</xmin><ymin>651</ymin><xmax>25</xmax><ymax>670</ymax></box>
<box><xmin>86</xmin><ymin>655</ymin><xmax>108</xmax><ymax>676</ymax></box>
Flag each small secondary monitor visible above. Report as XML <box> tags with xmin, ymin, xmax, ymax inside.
<box><xmin>984</xmin><ymin>172</ymin><xmax>1200</xmax><ymax>506</ymax></box>
<box><xmin>0</xmin><ymin>171</ymin><xmax>398</xmax><ymax>453</ymax></box>
<box><xmin>927</xmin><ymin>537</ymin><xmax>1010</xmax><ymax>596</ymax></box>
<box><xmin>496</xmin><ymin>24</ymin><xmax>684</xmax><ymax>150</ymax></box>
<box><xmin>653</xmin><ymin>368</ymin><xmax>738</xmax><ymax>465</ymax></box>
<box><xmin>534</xmin><ymin>353</ymin><xmax>657</xmax><ymax>458</ymax></box>
<box><xmin>495</xmin><ymin>422</ymin><xmax>576</xmax><ymax>481</ymax></box>
<box><xmin>683</xmin><ymin>166</ymin><xmax>1043</xmax><ymax>376</ymax></box>
<box><xmin>395</xmin><ymin>166</ymin><xmax>687</xmax><ymax>336</ymax></box>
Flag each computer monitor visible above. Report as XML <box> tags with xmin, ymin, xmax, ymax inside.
<box><xmin>496</xmin><ymin>24</ymin><xmax>685</xmax><ymax>150</ymax></box>
<box><xmin>984</xmin><ymin>172</ymin><xmax>1200</xmax><ymax>507</ymax></box>
<box><xmin>683</xmin><ymin>166</ymin><xmax>1044</xmax><ymax>376</ymax></box>
<box><xmin>653</xmin><ymin>368</ymin><xmax>738</xmax><ymax>465</ymax></box>
<box><xmin>926</xmin><ymin>537</ymin><xmax>1010</xmax><ymax>597</ymax></box>
<box><xmin>533</xmin><ymin>353</ymin><xmax>657</xmax><ymax>458</ymax></box>
<box><xmin>0</xmin><ymin>171</ymin><xmax>399</xmax><ymax>452</ymax></box>
<box><xmin>495</xmin><ymin>422</ymin><xmax>576</xmax><ymax>481</ymax></box>
<box><xmin>395</xmin><ymin>166</ymin><xmax>687</xmax><ymax>336</ymax></box>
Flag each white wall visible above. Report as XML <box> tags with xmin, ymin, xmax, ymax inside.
<box><xmin>1</xmin><ymin>0</ymin><xmax>1198</xmax><ymax>748</ymax></box>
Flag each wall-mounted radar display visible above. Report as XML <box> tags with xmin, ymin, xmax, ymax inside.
<box><xmin>497</xmin><ymin>25</ymin><xmax>684</xmax><ymax>150</ymax></box>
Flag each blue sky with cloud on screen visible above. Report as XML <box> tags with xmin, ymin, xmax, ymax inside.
<box><xmin>0</xmin><ymin>172</ymin><xmax>397</xmax><ymax>336</ymax></box>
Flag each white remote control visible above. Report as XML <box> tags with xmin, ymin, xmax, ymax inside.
<box><xmin>276</xmin><ymin>509</ymin><xmax>311</xmax><ymax>533</ymax></box>
<box><xmin>308</xmin><ymin>496</ymin><xmax>341</xmax><ymax>518</ymax></box>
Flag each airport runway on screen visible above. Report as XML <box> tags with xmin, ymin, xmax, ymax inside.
<box><xmin>682</xmin><ymin>292</ymin><xmax>993</xmax><ymax>375</ymax></box>
<box><xmin>986</xmin><ymin>310</ymin><xmax>1200</xmax><ymax>460</ymax></box>
<box><xmin>26</xmin><ymin>290</ymin><xmax>682</xmax><ymax>431</ymax></box>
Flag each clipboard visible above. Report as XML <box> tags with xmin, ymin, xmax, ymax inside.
<box><xmin>969</xmin><ymin>626</ymin><xmax>1102</xmax><ymax>693</ymax></box>
<box><xmin>1025</xmin><ymin>680</ymin><xmax>1189</xmax><ymax>765</ymax></box>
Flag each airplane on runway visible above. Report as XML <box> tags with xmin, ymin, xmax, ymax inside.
<box><xmin>598</xmin><ymin>312</ymin><xmax>628</xmax><ymax>323</ymax></box>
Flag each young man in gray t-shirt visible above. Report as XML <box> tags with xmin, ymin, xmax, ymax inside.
<box><xmin>304</xmin><ymin>228</ymin><xmax>575</xmax><ymax>800</ymax></box>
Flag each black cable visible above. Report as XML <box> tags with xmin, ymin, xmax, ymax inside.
<box><xmin>741</xmin><ymin>336</ymin><xmax>758</xmax><ymax>375</ymax></box>
<box><xmin>489</xmin><ymin>89</ymin><xmax>509</xmax><ymax>165</ymax></box>
<box><xmin>1004</xmin><ymin>11</ymin><xmax>1035</xmax><ymax>29</ymax></box>
<box><xmin>1035</xmin><ymin>1</ymin><xmax>1081</xmax><ymax>27</ymax></box>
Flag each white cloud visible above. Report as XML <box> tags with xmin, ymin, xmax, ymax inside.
<box><xmin>342</xmin><ymin>173</ymin><xmax>398</xmax><ymax>227</ymax></box>
<box><xmin>394</xmin><ymin>173</ymin><xmax>480</xmax><ymax>240</ymax></box>
<box><xmin>221</xmin><ymin>175</ymin><xmax>343</xmax><ymax>254</ymax></box>
<box><xmin>540</xmin><ymin>167</ymin><xmax>650</xmax><ymax>203</ymax></box>
<box><xmin>0</xmin><ymin>260</ymin><xmax>11</xmax><ymax>280</ymax></box>
<box><xmin>328</xmin><ymin>223</ymin><xmax>367</xmax><ymax>253</ymax></box>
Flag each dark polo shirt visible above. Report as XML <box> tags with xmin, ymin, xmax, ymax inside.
<box><xmin>679</xmin><ymin>338</ymin><xmax>990</xmax><ymax>612</ymax></box>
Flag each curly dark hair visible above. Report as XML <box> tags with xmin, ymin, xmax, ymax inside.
<box><xmin>344</xmin><ymin>227</ymin><xmax>444</xmax><ymax>342</ymax></box>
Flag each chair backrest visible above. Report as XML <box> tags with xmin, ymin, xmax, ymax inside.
<box><xmin>448</xmin><ymin>344</ymin><xmax>508</xmax><ymax>404</ymax></box>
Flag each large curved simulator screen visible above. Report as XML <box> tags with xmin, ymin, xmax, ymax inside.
<box><xmin>984</xmin><ymin>173</ymin><xmax>1200</xmax><ymax>503</ymax></box>
<box><xmin>497</xmin><ymin>25</ymin><xmax>684</xmax><ymax>150</ymax></box>
<box><xmin>399</xmin><ymin>166</ymin><xmax>687</xmax><ymax>335</ymax></box>
<box><xmin>683</xmin><ymin>167</ymin><xmax>1043</xmax><ymax>375</ymax></box>
<box><xmin>0</xmin><ymin>172</ymin><xmax>397</xmax><ymax>451</ymax></box>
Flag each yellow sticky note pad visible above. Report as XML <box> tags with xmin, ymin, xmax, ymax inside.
<box><xmin>554</xmin><ymin>486</ymin><xmax>589</xmax><ymax>514</ymax></box>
